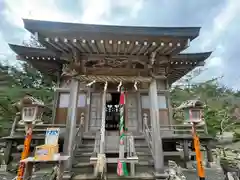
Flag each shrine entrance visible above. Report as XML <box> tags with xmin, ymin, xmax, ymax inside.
<box><xmin>105</xmin><ymin>93</ymin><xmax>120</xmax><ymax>131</ymax></box>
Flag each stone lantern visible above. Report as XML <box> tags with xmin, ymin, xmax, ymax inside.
<box><xmin>177</xmin><ymin>100</ymin><xmax>205</xmax><ymax>125</ymax></box>
<box><xmin>18</xmin><ymin>94</ymin><xmax>45</xmax><ymax>127</ymax></box>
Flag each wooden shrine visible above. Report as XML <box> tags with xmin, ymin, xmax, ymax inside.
<box><xmin>3</xmin><ymin>19</ymin><xmax>215</xmax><ymax>179</ymax></box>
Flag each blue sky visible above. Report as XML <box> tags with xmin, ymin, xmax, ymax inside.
<box><xmin>0</xmin><ymin>0</ymin><xmax>240</xmax><ymax>88</ymax></box>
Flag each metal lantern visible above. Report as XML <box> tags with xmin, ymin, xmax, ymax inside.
<box><xmin>177</xmin><ymin>100</ymin><xmax>205</xmax><ymax>125</ymax></box>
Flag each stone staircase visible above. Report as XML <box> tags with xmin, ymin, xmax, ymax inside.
<box><xmin>134</xmin><ymin>136</ymin><xmax>155</xmax><ymax>174</ymax></box>
<box><xmin>72</xmin><ymin>136</ymin><xmax>95</xmax><ymax>176</ymax></box>
<box><xmin>71</xmin><ymin>133</ymin><xmax>156</xmax><ymax>180</ymax></box>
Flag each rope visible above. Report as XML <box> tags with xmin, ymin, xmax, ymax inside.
<box><xmin>74</xmin><ymin>75</ymin><xmax>152</xmax><ymax>83</ymax></box>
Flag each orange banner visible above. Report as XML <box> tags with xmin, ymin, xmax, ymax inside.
<box><xmin>17</xmin><ymin>126</ymin><xmax>32</xmax><ymax>180</ymax></box>
<box><xmin>193</xmin><ymin>133</ymin><xmax>205</xmax><ymax>178</ymax></box>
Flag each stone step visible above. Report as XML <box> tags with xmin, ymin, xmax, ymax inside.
<box><xmin>137</xmin><ymin>161</ymin><xmax>154</xmax><ymax>166</ymax></box>
<box><xmin>72</xmin><ymin>162</ymin><xmax>94</xmax><ymax>169</ymax></box>
<box><xmin>72</xmin><ymin>172</ymin><xmax>155</xmax><ymax>180</ymax></box>
<box><xmin>74</xmin><ymin>154</ymin><xmax>151</xmax><ymax>163</ymax></box>
<box><xmin>136</xmin><ymin>151</ymin><xmax>152</xmax><ymax>156</ymax></box>
<box><xmin>135</xmin><ymin>165</ymin><xmax>154</xmax><ymax>174</ymax></box>
<box><xmin>73</xmin><ymin>156</ymin><xmax>91</xmax><ymax>163</ymax></box>
<box><xmin>75</xmin><ymin>147</ymin><xmax>94</xmax><ymax>153</ymax></box>
<box><xmin>72</xmin><ymin>165</ymin><xmax>94</xmax><ymax>174</ymax></box>
<box><xmin>78</xmin><ymin>143</ymin><xmax>148</xmax><ymax>148</ymax></box>
<box><xmin>74</xmin><ymin>152</ymin><xmax>93</xmax><ymax>156</ymax></box>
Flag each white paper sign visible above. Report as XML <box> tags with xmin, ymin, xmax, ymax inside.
<box><xmin>77</xmin><ymin>94</ymin><xmax>86</xmax><ymax>107</ymax></box>
<box><xmin>45</xmin><ymin>128</ymin><xmax>60</xmax><ymax>145</ymax></box>
<box><xmin>59</xmin><ymin>94</ymin><xmax>70</xmax><ymax>108</ymax></box>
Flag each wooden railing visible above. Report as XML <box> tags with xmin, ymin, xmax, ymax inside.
<box><xmin>90</xmin><ymin>131</ymin><xmax>100</xmax><ymax>163</ymax></box>
<box><xmin>126</xmin><ymin>133</ymin><xmax>137</xmax><ymax>176</ymax></box>
<box><xmin>94</xmin><ymin>131</ymin><xmax>100</xmax><ymax>155</ymax></box>
<box><xmin>143</xmin><ymin>113</ymin><xmax>207</xmax><ymax>161</ymax></box>
<box><xmin>159</xmin><ymin>124</ymin><xmax>206</xmax><ymax>135</ymax></box>
<box><xmin>143</xmin><ymin>113</ymin><xmax>154</xmax><ymax>158</ymax></box>
<box><xmin>73</xmin><ymin>113</ymin><xmax>85</xmax><ymax>152</ymax></box>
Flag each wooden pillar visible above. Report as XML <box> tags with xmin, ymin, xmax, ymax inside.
<box><xmin>137</xmin><ymin>91</ymin><xmax>142</xmax><ymax>132</ymax></box>
<box><xmin>4</xmin><ymin>140</ymin><xmax>13</xmax><ymax>171</ymax></box>
<box><xmin>100</xmin><ymin>83</ymin><xmax>107</xmax><ymax>154</ymax></box>
<box><xmin>203</xmin><ymin>121</ymin><xmax>214</xmax><ymax>167</ymax></box>
<box><xmin>205</xmin><ymin>143</ymin><xmax>214</xmax><ymax>167</ymax></box>
<box><xmin>166</xmin><ymin>81</ymin><xmax>173</xmax><ymax>126</ymax></box>
<box><xmin>149</xmin><ymin>79</ymin><xmax>164</xmax><ymax>173</ymax></box>
<box><xmin>183</xmin><ymin>140</ymin><xmax>191</xmax><ymax>168</ymax></box>
<box><xmin>63</xmin><ymin>78</ymin><xmax>79</xmax><ymax>171</ymax></box>
<box><xmin>85</xmin><ymin>88</ymin><xmax>91</xmax><ymax>132</ymax></box>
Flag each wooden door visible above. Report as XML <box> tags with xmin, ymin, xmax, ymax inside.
<box><xmin>89</xmin><ymin>93</ymin><xmax>102</xmax><ymax>131</ymax></box>
<box><xmin>126</xmin><ymin>93</ymin><xmax>138</xmax><ymax>131</ymax></box>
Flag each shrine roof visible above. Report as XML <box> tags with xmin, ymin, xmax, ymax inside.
<box><xmin>23</xmin><ymin>19</ymin><xmax>200</xmax><ymax>41</ymax></box>
<box><xmin>8</xmin><ymin>44</ymin><xmax>211</xmax><ymax>83</ymax></box>
<box><xmin>20</xmin><ymin>19</ymin><xmax>202</xmax><ymax>57</ymax></box>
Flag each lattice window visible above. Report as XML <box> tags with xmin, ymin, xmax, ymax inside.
<box><xmin>22</xmin><ymin>107</ymin><xmax>37</xmax><ymax>122</ymax></box>
<box><xmin>191</xmin><ymin>110</ymin><xmax>201</xmax><ymax>120</ymax></box>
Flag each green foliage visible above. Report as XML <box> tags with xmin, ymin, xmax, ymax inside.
<box><xmin>0</xmin><ymin>62</ymin><xmax>55</xmax><ymax>136</ymax></box>
<box><xmin>171</xmin><ymin>78</ymin><xmax>240</xmax><ymax>137</ymax></box>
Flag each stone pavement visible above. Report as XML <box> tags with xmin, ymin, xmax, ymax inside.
<box><xmin>183</xmin><ymin>167</ymin><xmax>225</xmax><ymax>180</ymax></box>
<box><xmin>0</xmin><ymin>165</ymin><xmax>226</xmax><ymax>180</ymax></box>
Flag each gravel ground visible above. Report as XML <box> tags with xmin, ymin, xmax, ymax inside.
<box><xmin>0</xmin><ymin>167</ymin><xmax>226</xmax><ymax>180</ymax></box>
<box><xmin>183</xmin><ymin>167</ymin><xmax>225</xmax><ymax>180</ymax></box>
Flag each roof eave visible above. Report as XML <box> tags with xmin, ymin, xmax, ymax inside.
<box><xmin>174</xmin><ymin>52</ymin><xmax>212</xmax><ymax>60</ymax></box>
<box><xmin>23</xmin><ymin>19</ymin><xmax>201</xmax><ymax>40</ymax></box>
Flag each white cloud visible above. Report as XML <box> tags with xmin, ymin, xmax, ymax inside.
<box><xmin>80</xmin><ymin>0</ymin><xmax>111</xmax><ymax>24</ymax></box>
<box><xmin>201</xmin><ymin>0</ymin><xmax>240</xmax><ymax>49</ymax></box>
<box><xmin>114</xmin><ymin>0</ymin><xmax>144</xmax><ymax>19</ymax></box>
<box><xmin>5</xmin><ymin>0</ymin><xmax>76</xmax><ymax>24</ymax></box>
<box><xmin>80</xmin><ymin>0</ymin><xmax>144</xmax><ymax>24</ymax></box>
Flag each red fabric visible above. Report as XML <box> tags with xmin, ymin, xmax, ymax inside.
<box><xmin>120</xmin><ymin>92</ymin><xmax>125</xmax><ymax>105</ymax></box>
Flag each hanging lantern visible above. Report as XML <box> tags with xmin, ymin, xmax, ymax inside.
<box><xmin>106</xmin><ymin>93</ymin><xmax>112</xmax><ymax>102</ymax></box>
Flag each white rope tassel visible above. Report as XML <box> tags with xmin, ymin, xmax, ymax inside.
<box><xmin>134</xmin><ymin>81</ymin><xmax>138</xmax><ymax>91</ymax></box>
<box><xmin>117</xmin><ymin>81</ymin><xmax>122</xmax><ymax>92</ymax></box>
<box><xmin>86</xmin><ymin>80</ymin><xmax>96</xmax><ymax>87</ymax></box>
<box><xmin>104</xmin><ymin>81</ymin><xmax>108</xmax><ymax>91</ymax></box>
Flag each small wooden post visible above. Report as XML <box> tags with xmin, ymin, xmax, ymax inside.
<box><xmin>205</xmin><ymin>143</ymin><xmax>214</xmax><ymax>167</ymax></box>
<box><xmin>183</xmin><ymin>140</ymin><xmax>190</xmax><ymax>168</ymax></box>
<box><xmin>4</xmin><ymin>140</ymin><xmax>13</xmax><ymax>171</ymax></box>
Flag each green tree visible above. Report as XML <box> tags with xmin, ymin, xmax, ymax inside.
<box><xmin>171</xmin><ymin>78</ymin><xmax>240</xmax><ymax>137</ymax></box>
<box><xmin>0</xmin><ymin>62</ymin><xmax>55</xmax><ymax>136</ymax></box>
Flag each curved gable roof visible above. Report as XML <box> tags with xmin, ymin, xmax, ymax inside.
<box><xmin>23</xmin><ymin>19</ymin><xmax>200</xmax><ymax>41</ymax></box>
